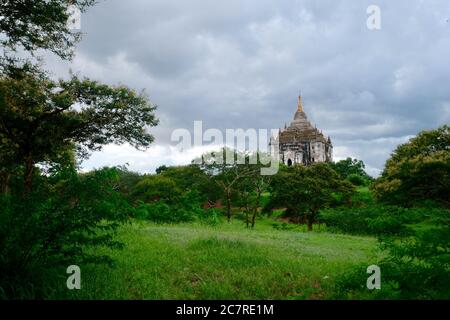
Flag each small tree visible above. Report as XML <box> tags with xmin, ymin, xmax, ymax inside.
<box><xmin>235</xmin><ymin>158</ymin><xmax>272</xmax><ymax>228</ymax></box>
<box><xmin>199</xmin><ymin>148</ymin><xmax>259</xmax><ymax>222</ymax></box>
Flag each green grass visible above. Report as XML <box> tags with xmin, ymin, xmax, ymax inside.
<box><xmin>53</xmin><ymin>218</ymin><xmax>379</xmax><ymax>300</ymax></box>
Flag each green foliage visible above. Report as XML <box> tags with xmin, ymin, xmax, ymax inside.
<box><xmin>267</xmin><ymin>163</ymin><xmax>355</xmax><ymax>230</ymax></box>
<box><xmin>335</xmin><ymin>208</ymin><xmax>450</xmax><ymax>299</ymax></box>
<box><xmin>134</xmin><ymin>190</ymin><xmax>209</xmax><ymax>224</ymax></box>
<box><xmin>0</xmin><ymin>166</ymin><xmax>131</xmax><ymax>298</ymax></box>
<box><xmin>199</xmin><ymin>148</ymin><xmax>271</xmax><ymax>223</ymax></box>
<box><xmin>135</xmin><ymin>202</ymin><xmax>185</xmax><ymax>224</ymax></box>
<box><xmin>372</xmin><ymin>125</ymin><xmax>450</xmax><ymax>208</ymax></box>
<box><xmin>351</xmin><ymin>187</ymin><xmax>375</xmax><ymax>207</ymax></box>
<box><xmin>115</xmin><ymin>166</ymin><xmax>142</xmax><ymax>200</ymax></box>
<box><xmin>318</xmin><ymin>205</ymin><xmax>429</xmax><ymax>236</ymax></box>
<box><xmin>347</xmin><ymin>173</ymin><xmax>366</xmax><ymax>186</ymax></box>
<box><xmin>330</xmin><ymin>158</ymin><xmax>372</xmax><ymax>186</ymax></box>
<box><xmin>0</xmin><ymin>0</ymin><xmax>95</xmax><ymax>60</ymax></box>
<box><xmin>158</xmin><ymin>165</ymin><xmax>216</xmax><ymax>202</ymax></box>
<box><xmin>197</xmin><ymin>208</ymin><xmax>223</xmax><ymax>226</ymax></box>
<box><xmin>0</xmin><ymin>66</ymin><xmax>158</xmax><ymax>194</ymax></box>
<box><xmin>132</xmin><ymin>175</ymin><xmax>181</xmax><ymax>204</ymax></box>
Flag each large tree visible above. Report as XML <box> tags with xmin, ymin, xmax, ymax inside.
<box><xmin>0</xmin><ymin>65</ymin><xmax>158</xmax><ymax>193</ymax></box>
<box><xmin>372</xmin><ymin>125</ymin><xmax>450</xmax><ymax>207</ymax></box>
<box><xmin>268</xmin><ymin>163</ymin><xmax>354</xmax><ymax>231</ymax></box>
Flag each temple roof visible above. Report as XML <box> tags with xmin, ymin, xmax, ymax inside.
<box><xmin>278</xmin><ymin>96</ymin><xmax>330</xmax><ymax>144</ymax></box>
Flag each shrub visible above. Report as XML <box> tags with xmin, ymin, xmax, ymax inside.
<box><xmin>335</xmin><ymin>208</ymin><xmax>450</xmax><ymax>299</ymax></box>
<box><xmin>198</xmin><ymin>208</ymin><xmax>223</xmax><ymax>226</ymax></box>
<box><xmin>318</xmin><ymin>205</ymin><xmax>428</xmax><ymax>236</ymax></box>
<box><xmin>131</xmin><ymin>175</ymin><xmax>182</xmax><ymax>204</ymax></box>
<box><xmin>135</xmin><ymin>190</ymin><xmax>207</xmax><ymax>224</ymax></box>
<box><xmin>0</xmin><ymin>167</ymin><xmax>130</xmax><ymax>299</ymax></box>
<box><xmin>347</xmin><ymin>173</ymin><xmax>366</xmax><ymax>186</ymax></box>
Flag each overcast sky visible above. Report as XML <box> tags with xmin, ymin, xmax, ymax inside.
<box><xmin>47</xmin><ymin>0</ymin><xmax>450</xmax><ymax>176</ymax></box>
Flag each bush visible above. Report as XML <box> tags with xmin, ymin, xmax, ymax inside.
<box><xmin>135</xmin><ymin>202</ymin><xmax>191</xmax><ymax>223</ymax></box>
<box><xmin>131</xmin><ymin>175</ymin><xmax>182</xmax><ymax>204</ymax></box>
<box><xmin>0</xmin><ymin>167</ymin><xmax>130</xmax><ymax>299</ymax></box>
<box><xmin>198</xmin><ymin>208</ymin><xmax>223</xmax><ymax>226</ymax></box>
<box><xmin>134</xmin><ymin>190</ymin><xmax>208</xmax><ymax>224</ymax></box>
<box><xmin>318</xmin><ymin>205</ymin><xmax>428</xmax><ymax>236</ymax></box>
<box><xmin>335</xmin><ymin>208</ymin><xmax>450</xmax><ymax>299</ymax></box>
<box><xmin>347</xmin><ymin>173</ymin><xmax>366</xmax><ymax>186</ymax></box>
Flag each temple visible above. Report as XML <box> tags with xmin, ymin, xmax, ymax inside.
<box><xmin>271</xmin><ymin>95</ymin><xmax>333</xmax><ymax>166</ymax></box>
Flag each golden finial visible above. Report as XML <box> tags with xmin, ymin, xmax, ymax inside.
<box><xmin>297</xmin><ymin>94</ymin><xmax>303</xmax><ymax>112</ymax></box>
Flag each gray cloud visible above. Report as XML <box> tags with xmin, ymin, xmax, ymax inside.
<box><xmin>46</xmin><ymin>0</ymin><xmax>450</xmax><ymax>176</ymax></box>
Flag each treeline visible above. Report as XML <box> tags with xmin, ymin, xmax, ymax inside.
<box><xmin>108</xmin><ymin>150</ymin><xmax>373</xmax><ymax>229</ymax></box>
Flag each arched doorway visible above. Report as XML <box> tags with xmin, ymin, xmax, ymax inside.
<box><xmin>287</xmin><ymin>159</ymin><xmax>292</xmax><ymax>166</ymax></box>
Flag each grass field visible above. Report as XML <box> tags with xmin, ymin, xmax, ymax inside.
<box><xmin>52</xmin><ymin>217</ymin><xmax>380</xmax><ymax>300</ymax></box>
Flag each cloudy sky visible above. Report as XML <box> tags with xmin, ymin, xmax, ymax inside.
<box><xmin>47</xmin><ymin>0</ymin><xmax>450</xmax><ymax>176</ymax></box>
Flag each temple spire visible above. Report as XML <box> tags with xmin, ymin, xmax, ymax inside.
<box><xmin>297</xmin><ymin>94</ymin><xmax>303</xmax><ymax>112</ymax></box>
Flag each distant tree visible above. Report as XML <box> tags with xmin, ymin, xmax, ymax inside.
<box><xmin>235</xmin><ymin>159</ymin><xmax>272</xmax><ymax>228</ymax></box>
<box><xmin>268</xmin><ymin>163</ymin><xmax>354</xmax><ymax>231</ymax></box>
<box><xmin>132</xmin><ymin>175</ymin><xmax>181</xmax><ymax>204</ymax></box>
<box><xmin>155</xmin><ymin>165</ymin><xmax>169</xmax><ymax>175</ymax></box>
<box><xmin>115</xmin><ymin>166</ymin><xmax>143</xmax><ymax>199</ymax></box>
<box><xmin>330</xmin><ymin>158</ymin><xmax>371</xmax><ymax>185</ymax></box>
<box><xmin>199</xmin><ymin>148</ymin><xmax>259</xmax><ymax>222</ymax></box>
<box><xmin>159</xmin><ymin>165</ymin><xmax>208</xmax><ymax>192</ymax></box>
<box><xmin>0</xmin><ymin>66</ymin><xmax>158</xmax><ymax>194</ymax></box>
<box><xmin>372</xmin><ymin>125</ymin><xmax>450</xmax><ymax>207</ymax></box>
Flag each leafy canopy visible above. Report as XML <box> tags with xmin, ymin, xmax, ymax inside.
<box><xmin>0</xmin><ymin>66</ymin><xmax>158</xmax><ymax>175</ymax></box>
<box><xmin>0</xmin><ymin>0</ymin><xmax>96</xmax><ymax>60</ymax></box>
<box><xmin>372</xmin><ymin>125</ymin><xmax>450</xmax><ymax>207</ymax></box>
<box><xmin>268</xmin><ymin>163</ymin><xmax>354</xmax><ymax>230</ymax></box>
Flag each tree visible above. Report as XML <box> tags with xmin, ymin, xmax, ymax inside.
<box><xmin>0</xmin><ymin>165</ymin><xmax>132</xmax><ymax>298</ymax></box>
<box><xmin>235</xmin><ymin>158</ymin><xmax>272</xmax><ymax>228</ymax></box>
<box><xmin>268</xmin><ymin>163</ymin><xmax>354</xmax><ymax>231</ymax></box>
<box><xmin>330</xmin><ymin>157</ymin><xmax>372</xmax><ymax>184</ymax></box>
<box><xmin>0</xmin><ymin>0</ymin><xmax>95</xmax><ymax>60</ymax></box>
<box><xmin>155</xmin><ymin>165</ymin><xmax>169</xmax><ymax>175</ymax></box>
<box><xmin>132</xmin><ymin>175</ymin><xmax>181</xmax><ymax>204</ymax></box>
<box><xmin>199</xmin><ymin>148</ymin><xmax>259</xmax><ymax>222</ymax></box>
<box><xmin>0</xmin><ymin>66</ymin><xmax>158</xmax><ymax>194</ymax></box>
<box><xmin>372</xmin><ymin>125</ymin><xmax>450</xmax><ymax>207</ymax></box>
<box><xmin>115</xmin><ymin>166</ymin><xmax>143</xmax><ymax>199</ymax></box>
<box><xmin>159</xmin><ymin>165</ymin><xmax>211</xmax><ymax>196</ymax></box>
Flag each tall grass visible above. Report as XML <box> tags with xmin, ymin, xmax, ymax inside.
<box><xmin>46</xmin><ymin>218</ymin><xmax>378</xmax><ymax>300</ymax></box>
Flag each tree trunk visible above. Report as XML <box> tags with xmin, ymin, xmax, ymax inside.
<box><xmin>251</xmin><ymin>190</ymin><xmax>261</xmax><ymax>228</ymax></box>
<box><xmin>245</xmin><ymin>211</ymin><xmax>249</xmax><ymax>228</ymax></box>
<box><xmin>24</xmin><ymin>154</ymin><xmax>34</xmax><ymax>195</ymax></box>
<box><xmin>306</xmin><ymin>209</ymin><xmax>318</xmax><ymax>232</ymax></box>
<box><xmin>226</xmin><ymin>189</ymin><xmax>232</xmax><ymax>222</ymax></box>
<box><xmin>307</xmin><ymin>218</ymin><xmax>313</xmax><ymax>232</ymax></box>
<box><xmin>0</xmin><ymin>170</ymin><xmax>10</xmax><ymax>195</ymax></box>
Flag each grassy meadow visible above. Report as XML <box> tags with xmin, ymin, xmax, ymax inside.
<box><xmin>51</xmin><ymin>218</ymin><xmax>379</xmax><ymax>300</ymax></box>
